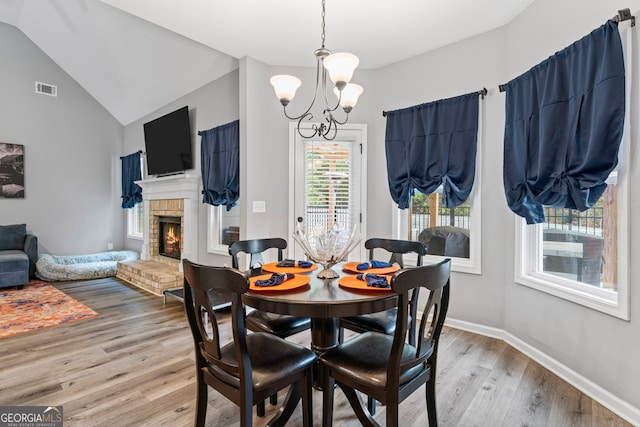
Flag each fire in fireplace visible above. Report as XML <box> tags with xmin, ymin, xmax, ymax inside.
<box><xmin>158</xmin><ymin>216</ymin><xmax>181</xmax><ymax>259</ymax></box>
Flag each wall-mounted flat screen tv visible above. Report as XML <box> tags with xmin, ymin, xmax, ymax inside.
<box><xmin>143</xmin><ymin>106</ymin><xmax>193</xmax><ymax>176</ymax></box>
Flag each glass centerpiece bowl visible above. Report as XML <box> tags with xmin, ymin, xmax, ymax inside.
<box><xmin>292</xmin><ymin>221</ymin><xmax>361</xmax><ymax>279</ymax></box>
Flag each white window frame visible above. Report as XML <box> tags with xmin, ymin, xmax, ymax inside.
<box><xmin>393</xmin><ymin>185</ymin><xmax>482</xmax><ymax>274</ymax></box>
<box><xmin>514</xmin><ymin>155</ymin><xmax>630</xmax><ymax>320</ymax></box>
<box><xmin>127</xmin><ymin>202</ymin><xmax>144</xmax><ymax>240</ymax></box>
<box><xmin>207</xmin><ymin>204</ymin><xmax>235</xmax><ymax>256</ymax></box>
<box><xmin>514</xmin><ymin>24</ymin><xmax>631</xmax><ymax>320</ymax></box>
<box><xmin>392</xmin><ymin>103</ymin><xmax>483</xmax><ymax>275</ymax></box>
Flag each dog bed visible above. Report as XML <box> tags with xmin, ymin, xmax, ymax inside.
<box><xmin>36</xmin><ymin>250</ymin><xmax>140</xmax><ymax>281</ymax></box>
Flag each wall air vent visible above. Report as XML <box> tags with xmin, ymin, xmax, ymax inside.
<box><xmin>35</xmin><ymin>81</ymin><xmax>57</xmax><ymax>97</ymax></box>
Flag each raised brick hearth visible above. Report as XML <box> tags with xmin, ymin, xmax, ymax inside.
<box><xmin>116</xmin><ymin>259</ymin><xmax>182</xmax><ymax>296</ymax></box>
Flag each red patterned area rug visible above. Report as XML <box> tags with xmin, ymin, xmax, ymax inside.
<box><xmin>0</xmin><ymin>281</ymin><xmax>98</xmax><ymax>339</ymax></box>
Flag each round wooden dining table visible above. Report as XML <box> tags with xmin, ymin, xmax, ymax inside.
<box><xmin>242</xmin><ymin>262</ymin><xmax>398</xmax><ymax>388</ymax></box>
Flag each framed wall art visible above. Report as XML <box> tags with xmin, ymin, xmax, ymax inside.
<box><xmin>0</xmin><ymin>143</ymin><xmax>25</xmax><ymax>198</ymax></box>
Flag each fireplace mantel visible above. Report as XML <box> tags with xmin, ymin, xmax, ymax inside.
<box><xmin>135</xmin><ymin>174</ymin><xmax>201</xmax><ymax>270</ymax></box>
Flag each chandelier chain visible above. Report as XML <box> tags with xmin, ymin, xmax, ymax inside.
<box><xmin>271</xmin><ymin>0</ymin><xmax>361</xmax><ymax>140</ymax></box>
<box><xmin>321</xmin><ymin>0</ymin><xmax>326</xmax><ymax>48</ymax></box>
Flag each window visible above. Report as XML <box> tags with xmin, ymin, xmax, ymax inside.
<box><xmin>515</xmin><ymin>168</ymin><xmax>630</xmax><ymax>319</ymax></box>
<box><xmin>407</xmin><ymin>191</ymin><xmax>471</xmax><ymax>243</ymax></box>
<box><xmin>395</xmin><ymin>182</ymin><xmax>481</xmax><ymax>274</ymax></box>
<box><xmin>207</xmin><ymin>203</ymin><xmax>241</xmax><ymax>255</ymax></box>
<box><xmin>127</xmin><ymin>201</ymin><xmax>144</xmax><ymax>239</ymax></box>
<box><xmin>515</xmin><ymin>23</ymin><xmax>631</xmax><ymax>320</ymax></box>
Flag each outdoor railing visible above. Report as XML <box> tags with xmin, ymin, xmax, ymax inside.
<box><xmin>543</xmin><ymin>207</ymin><xmax>604</xmax><ymax>236</ymax></box>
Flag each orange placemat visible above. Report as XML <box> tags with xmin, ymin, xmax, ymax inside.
<box><xmin>249</xmin><ymin>274</ymin><xmax>311</xmax><ymax>292</ymax></box>
<box><xmin>261</xmin><ymin>262</ymin><xmax>317</xmax><ymax>274</ymax></box>
<box><xmin>342</xmin><ymin>262</ymin><xmax>399</xmax><ymax>275</ymax></box>
<box><xmin>338</xmin><ymin>275</ymin><xmax>393</xmax><ymax>292</ymax></box>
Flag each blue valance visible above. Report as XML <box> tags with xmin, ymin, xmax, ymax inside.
<box><xmin>200</xmin><ymin>120</ymin><xmax>240</xmax><ymax>210</ymax></box>
<box><xmin>385</xmin><ymin>92</ymin><xmax>480</xmax><ymax>209</ymax></box>
<box><xmin>120</xmin><ymin>151</ymin><xmax>142</xmax><ymax>209</ymax></box>
<box><xmin>503</xmin><ymin>20</ymin><xmax>625</xmax><ymax>224</ymax></box>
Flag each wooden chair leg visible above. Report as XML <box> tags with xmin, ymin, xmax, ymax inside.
<box><xmin>270</xmin><ymin>393</ymin><xmax>278</xmax><ymax>405</ymax></box>
<box><xmin>386</xmin><ymin>404</ymin><xmax>399</xmax><ymax>427</ymax></box>
<box><xmin>257</xmin><ymin>401</ymin><xmax>266</xmax><ymax>417</ymax></box>
<box><xmin>195</xmin><ymin>374</ymin><xmax>208</xmax><ymax>427</ymax></box>
<box><xmin>322</xmin><ymin>373</ymin><xmax>335</xmax><ymax>427</ymax></box>
<box><xmin>267</xmin><ymin>382</ymin><xmax>301</xmax><ymax>427</ymax></box>
<box><xmin>240</xmin><ymin>395</ymin><xmax>253</xmax><ymax>427</ymax></box>
<box><xmin>367</xmin><ymin>396</ymin><xmax>376</xmax><ymax>415</ymax></box>
<box><xmin>426</xmin><ymin>378</ymin><xmax>438</xmax><ymax>427</ymax></box>
<box><xmin>340</xmin><ymin>386</ymin><xmax>377</xmax><ymax>427</ymax></box>
<box><xmin>301</xmin><ymin>369</ymin><xmax>313</xmax><ymax>427</ymax></box>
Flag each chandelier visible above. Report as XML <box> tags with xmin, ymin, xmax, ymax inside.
<box><xmin>270</xmin><ymin>0</ymin><xmax>363</xmax><ymax>141</ymax></box>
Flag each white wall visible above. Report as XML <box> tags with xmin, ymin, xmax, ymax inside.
<box><xmin>502</xmin><ymin>0</ymin><xmax>640</xmax><ymax>414</ymax></box>
<box><xmin>0</xmin><ymin>23</ymin><xmax>124</xmax><ymax>255</ymax></box>
<box><xmin>372</xmin><ymin>0</ymin><xmax>640</xmax><ymax>417</ymax></box>
<box><xmin>234</xmin><ymin>3</ymin><xmax>640</xmax><ymax>415</ymax></box>
<box><xmin>122</xmin><ymin>69</ymin><xmax>240</xmax><ymax>267</ymax></box>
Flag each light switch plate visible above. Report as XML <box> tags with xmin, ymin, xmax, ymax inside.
<box><xmin>253</xmin><ymin>201</ymin><xmax>266</xmax><ymax>213</ymax></box>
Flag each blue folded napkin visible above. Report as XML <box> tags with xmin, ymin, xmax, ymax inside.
<box><xmin>356</xmin><ymin>273</ymin><xmax>390</xmax><ymax>288</ymax></box>
<box><xmin>276</xmin><ymin>259</ymin><xmax>313</xmax><ymax>268</ymax></box>
<box><xmin>356</xmin><ymin>260</ymin><xmax>393</xmax><ymax>270</ymax></box>
<box><xmin>255</xmin><ymin>273</ymin><xmax>295</xmax><ymax>287</ymax></box>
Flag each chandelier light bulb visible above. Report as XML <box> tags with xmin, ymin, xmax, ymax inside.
<box><xmin>334</xmin><ymin>83</ymin><xmax>363</xmax><ymax>113</ymax></box>
<box><xmin>270</xmin><ymin>75</ymin><xmax>302</xmax><ymax>106</ymax></box>
<box><xmin>323</xmin><ymin>52</ymin><xmax>359</xmax><ymax>87</ymax></box>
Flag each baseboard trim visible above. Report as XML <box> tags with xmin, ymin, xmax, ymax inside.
<box><xmin>445</xmin><ymin>317</ymin><xmax>640</xmax><ymax>426</ymax></box>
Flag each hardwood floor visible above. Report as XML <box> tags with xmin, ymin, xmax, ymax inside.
<box><xmin>0</xmin><ymin>277</ymin><xmax>632</xmax><ymax>427</ymax></box>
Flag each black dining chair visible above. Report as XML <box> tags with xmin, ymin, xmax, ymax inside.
<box><xmin>339</xmin><ymin>238</ymin><xmax>427</xmax><ymax>346</ymax></box>
<box><xmin>229</xmin><ymin>238</ymin><xmax>312</xmax><ymax>339</ymax></box>
<box><xmin>229</xmin><ymin>238</ymin><xmax>312</xmax><ymax>413</ymax></box>
<box><xmin>182</xmin><ymin>259</ymin><xmax>316</xmax><ymax>427</ymax></box>
<box><xmin>320</xmin><ymin>258</ymin><xmax>451</xmax><ymax>427</ymax></box>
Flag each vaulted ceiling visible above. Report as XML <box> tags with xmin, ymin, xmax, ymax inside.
<box><xmin>1</xmin><ymin>0</ymin><xmax>534</xmax><ymax>125</ymax></box>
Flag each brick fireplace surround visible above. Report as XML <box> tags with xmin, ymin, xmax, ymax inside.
<box><xmin>116</xmin><ymin>174</ymin><xmax>199</xmax><ymax>296</ymax></box>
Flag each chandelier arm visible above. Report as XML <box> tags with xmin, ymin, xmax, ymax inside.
<box><xmin>323</xmin><ymin>120</ymin><xmax>338</xmax><ymax>140</ymax></box>
<box><xmin>322</xmin><ymin>67</ymin><xmax>342</xmax><ymax>113</ymax></box>
<box><xmin>331</xmin><ymin>111</ymin><xmax>349</xmax><ymax>126</ymax></box>
<box><xmin>320</xmin><ymin>115</ymin><xmax>338</xmax><ymax>140</ymax></box>
<box><xmin>296</xmin><ymin>114</ymin><xmax>321</xmax><ymax>139</ymax></box>
<box><xmin>282</xmin><ymin>58</ymin><xmax>324</xmax><ymax>121</ymax></box>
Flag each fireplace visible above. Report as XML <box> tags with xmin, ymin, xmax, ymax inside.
<box><xmin>158</xmin><ymin>216</ymin><xmax>182</xmax><ymax>260</ymax></box>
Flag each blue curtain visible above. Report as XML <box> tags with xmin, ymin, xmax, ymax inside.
<box><xmin>503</xmin><ymin>20</ymin><xmax>625</xmax><ymax>224</ymax></box>
<box><xmin>385</xmin><ymin>92</ymin><xmax>480</xmax><ymax>209</ymax></box>
<box><xmin>121</xmin><ymin>151</ymin><xmax>142</xmax><ymax>209</ymax></box>
<box><xmin>200</xmin><ymin>120</ymin><xmax>239</xmax><ymax>210</ymax></box>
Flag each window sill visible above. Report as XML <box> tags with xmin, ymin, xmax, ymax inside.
<box><xmin>424</xmin><ymin>254</ymin><xmax>481</xmax><ymax>275</ymax></box>
<box><xmin>515</xmin><ymin>272</ymin><xmax>628</xmax><ymax>321</ymax></box>
<box><xmin>207</xmin><ymin>245</ymin><xmax>230</xmax><ymax>257</ymax></box>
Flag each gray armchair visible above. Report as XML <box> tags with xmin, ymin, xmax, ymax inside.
<box><xmin>0</xmin><ymin>224</ymin><xmax>38</xmax><ymax>289</ymax></box>
<box><xmin>418</xmin><ymin>225</ymin><xmax>470</xmax><ymax>258</ymax></box>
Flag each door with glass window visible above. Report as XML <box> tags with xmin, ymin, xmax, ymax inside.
<box><xmin>290</xmin><ymin>125</ymin><xmax>365</xmax><ymax>261</ymax></box>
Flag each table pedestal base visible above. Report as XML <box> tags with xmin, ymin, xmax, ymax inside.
<box><xmin>310</xmin><ymin>317</ymin><xmax>339</xmax><ymax>389</ymax></box>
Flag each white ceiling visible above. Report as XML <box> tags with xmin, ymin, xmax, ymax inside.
<box><xmin>1</xmin><ymin>0</ymin><xmax>534</xmax><ymax>125</ymax></box>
